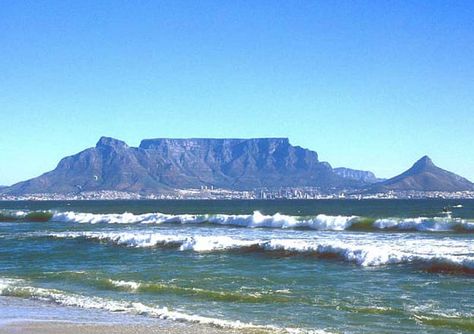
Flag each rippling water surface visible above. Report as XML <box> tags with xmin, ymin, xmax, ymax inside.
<box><xmin>1</xmin><ymin>199</ymin><xmax>473</xmax><ymax>333</ymax></box>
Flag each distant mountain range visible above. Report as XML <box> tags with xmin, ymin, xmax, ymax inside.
<box><xmin>2</xmin><ymin>137</ymin><xmax>473</xmax><ymax>195</ymax></box>
<box><xmin>333</xmin><ymin>168</ymin><xmax>384</xmax><ymax>184</ymax></box>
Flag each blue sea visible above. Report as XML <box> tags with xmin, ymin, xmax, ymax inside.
<box><xmin>1</xmin><ymin>199</ymin><xmax>473</xmax><ymax>333</ymax></box>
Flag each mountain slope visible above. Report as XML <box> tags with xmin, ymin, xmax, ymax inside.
<box><xmin>5</xmin><ymin>137</ymin><xmax>167</xmax><ymax>194</ymax></box>
<box><xmin>3</xmin><ymin>137</ymin><xmax>363</xmax><ymax>194</ymax></box>
<box><xmin>369</xmin><ymin>156</ymin><xmax>474</xmax><ymax>192</ymax></box>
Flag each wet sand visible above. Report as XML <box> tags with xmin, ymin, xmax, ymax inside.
<box><xmin>0</xmin><ymin>321</ymin><xmax>249</xmax><ymax>334</ymax></box>
<box><xmin>0</xmin><ymin>297</ymin><xmax>264</xmax><ymax>334</ymax></box>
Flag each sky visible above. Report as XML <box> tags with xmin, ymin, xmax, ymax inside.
<box><xmin>1</xmin><ymin>1</ymin><xmax>473</xmax><ymax>185</ymax></box>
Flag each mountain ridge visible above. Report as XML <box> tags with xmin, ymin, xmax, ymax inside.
<box><xmin>3</xmin><ymin>137</ymin><xmax>363</xmax><ymax>194</ymax></box>
<box><xmin>2</xmin><ymin>138</ymin><xmax>473</xmax><ymax>195</ymax></box>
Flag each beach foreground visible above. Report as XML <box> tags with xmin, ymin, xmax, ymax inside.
<box><xmin>0</xmin><ymin>296</ymin><xmax>246</xmax><ymax>334</ymax></box>
<box><xmin>0</xmin><ymin>322</ymin><xmax>247</xmax><ymax>334</ymax></box>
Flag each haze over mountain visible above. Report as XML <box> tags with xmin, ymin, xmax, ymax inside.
<box><xmin>2</xmin><ymin>138</ymin><xmax>472</xmax><ymax>195</ymax></box>
<box><xmin>333</xmin><ymin>168</ymin><xmax>383</xmax><ymax>184</ymax></box>
<box><xmin>369</xmin><ymin>156</ymin><xmax>474</xmax><ymax>192</ymax></box>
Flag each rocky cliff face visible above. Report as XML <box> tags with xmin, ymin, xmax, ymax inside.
<box><xmin>6</xmin><ymin>137</ymin><xmax>165</xmax><ymax>194</ymax></box>
<box><xmin>137</xmin><ymin>138</ymin><xmax>347</xmax><ymax>189</ymax></box>
<box><xmin>4</xmin><ymin>137</ymin><xmax>361</xmax><ymax>194</ymax></box>
<box><xmin>4</xmin><ymin>139</ymin><xmax>472</xmax><ymax>195</ymax></box>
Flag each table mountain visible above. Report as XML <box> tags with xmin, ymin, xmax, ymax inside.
<box><xmin>3</xmin><ymin>137</ymin><xmax>366</xmax><ymax>194</ymax></box>
<box><xmin>369</xmin><ymin>156</ymin><xmax>474</xmax><ymax>192</ymax></box>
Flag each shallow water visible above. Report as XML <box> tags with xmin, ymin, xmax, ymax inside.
<box><xmin>1</xmin><ymin>200</ymin><xmax>473</xmax><ymax>333</ymax></box>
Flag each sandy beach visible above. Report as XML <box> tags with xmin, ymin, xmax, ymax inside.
<box><xmin>0</xmin><ymin>297</ymin><xmax>254</xmax><ymax>334</ymax></box>
<box><xmin>0</xmin><ymin>321</ymin><xmax>251</xmax><ymax>334</ymax></box>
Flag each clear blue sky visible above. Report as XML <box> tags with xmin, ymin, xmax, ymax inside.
<box><xmin>1</xmin><ymin>1</ymin><xmax>473</xmax><ymax>185</ymax></box>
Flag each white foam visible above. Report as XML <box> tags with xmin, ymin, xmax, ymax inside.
<box><xmin>14</xmin><ymin>211</ymin><xmax>28</xmax><ymax>217</ymax></box>
<box><xmin>373</xmin><ymin>217</ymin><xmax>474</xmax><ymax>231</ymax></box>
<box><xmin>206</xmin><ymin>212</ymin><xmax>359</xmax><ymax>230</ymax></box>
<box><xmin>0</xmin><ymin>278</ymin><xmax>329</xmax><ymax>333</ymax></box>
<box><xmin>49</xmin><ymin>231</ymin><xmax>186</xmax><ymax>248</ymax></box>
<box><xmin>264</xmin><ymin>237</ymin><xmax>474</xmax><ymax>268</ymax></box>
<box><xmin>52</xmin><ymin>212</ymin><xmax>179</xmax><ymax>224</ymax></box>
<box><xmin>48</xmin><ymin>231</ymin><xmax>474</xmax><ymax>270</ymax></box>
<box><xmin>50</xmin><ymin>210</ymin><xmax>474</xmax><ymax>232</ymax></box>
<box><xmin>108</xmin><ymin>279</ymin><xmax>141</xmax><ymax>291</ymax></box>
<box><xmin>52</xmin><ymin>211</ymin><xmax>359</xmax><ymax>231</ymax></box>
<box><xmin>179</xmin><ymin>236</ymin><xmax>257</xmax><ymax>252</ymax></box>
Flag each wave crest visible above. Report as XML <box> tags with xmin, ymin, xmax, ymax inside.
<box><xmin>52</xmin><ymin>211</ymin><xmax>359</xmax><ymax>230</ymax></box>
<box><xmin>3</xmin><ymin>210</ymin><xmax>474</xmax><ymax>232</ymax></box>
<box><xmin>48</xmin><ymin>231</ymin><xmax>474</xmax><ymax>272</ymax></box>
<box><xmin>51</xmin><ymin>211</ymin><xmax>474</xmax><ymax>232</ymax></box>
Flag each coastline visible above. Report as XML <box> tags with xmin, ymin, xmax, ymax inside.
<box><xmin>2</xmin><ymin>189</ymin><xmax>474</xmax><ymax>201</ymax></box>
<box><xmin>2</xmin><ymin>200</ymin><xmax>473</xmax><ymax>334</ymax></box>
<box><xmin>0</xmin><ymin>296</ymin><xmax>247</xmax><ymax>334</ymax></box>
<box><xmin>0</xmin><ymin>321</ymin><xmax>246</xmax><ymax>334</ymax></box>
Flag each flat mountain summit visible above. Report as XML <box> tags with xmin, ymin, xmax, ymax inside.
<box><xmin>2</xmin><ymin>138</ymin><xmax>472</xmax><ymax>195</ymax></box>
<box><xmin>3</xmin><ymin>137</ymin><xmax>360</xmax><ymax>194</ymax></box>
<box><xmin>369</xmin><ymin>155</ymin><xmax>474</xmax><ymax>192</ymax></box>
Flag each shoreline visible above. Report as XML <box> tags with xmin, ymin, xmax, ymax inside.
<box><xmin>2</xmin><ymin>190</ymin><xmax>474</xmax><ymax>201</ymax></box>
<box><xmin>0</xmin><ymin>321</ymin><xmax>246</xmax><ymax>334</ymax></box>
<box><xmin>0</xmin><ymin>297</ymin><xmax>258</xmax><ymax>334</ymax></box>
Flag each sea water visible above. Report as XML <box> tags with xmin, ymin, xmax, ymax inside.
<box><xmin>0</xmin><ymin>199</ymin><xmax>473</xmax><ymax>333</ymax></box>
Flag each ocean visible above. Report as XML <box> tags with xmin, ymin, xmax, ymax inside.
<box><xmin>1</xmin><ymin>199</ymin><xmax>473</xmax><ymax>333</ymax></box>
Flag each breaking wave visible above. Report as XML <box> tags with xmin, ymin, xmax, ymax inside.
<box><xmin>47</xmin><ymin>231</ymin><xmax>474</xmax><ymax>272</ymax></box>
<box><xmin>372</xmin><ymin>217</ymin><xmax>474</xmax><ymax>232</ymax></box>
<box><xmin>0</xmin><ymin>210</ymin><xmax>53</xmax><ymax>222</ymax></box>
<box><xmin>3</xmin><ymin>210</ymin><xmax>474</xmax><ymax>232</ymax></box>
<box><xmin>52</xmin><ymin>211</ymin><xmax>360</xmax><ymax>230</ymax></box>
<box><xmin>0</xmin><ymin>278</ymin><xmax>328</xmax><ymax>334</ymax></box>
